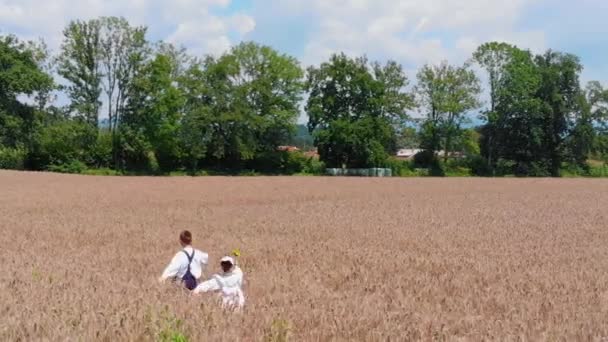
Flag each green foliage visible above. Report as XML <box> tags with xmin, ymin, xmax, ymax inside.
<box><xmin>150</xmin><ymin>308</ymin><xmax>189</xmax><ymax>342</ymax></box>
<box><xmin>4</xmin><ymin>18</ymin><xmax>608</xmax><ymax>178</ymax></box>
<box><xmin>29</xmin><ymin>119</ymin><xmax>96</xmax><ymax>170</ymax></box>
<box><xmin>287</xmin><ymin>125</ymin><xmax>315</xmax><ymax>150</ymax></box>
<box><xmin>0</xmin><ymin>146</ymin><xmax>26</xmax><ymax>170</ymax></box>
<box><xmin>385</xmin><ymin>157</ymin><xmax>412</xmax><ymax>176</ymax></box>
<box><xmin>306</xmin><ymin>54</ymin><xmax>413</xmax><ymax>168</ymax></box>
<box><xmin>57</xmin><ymin>19</ymin><xmax>102</xmax><ymax>126</ymax></box>
<box><xmin>184</xmin><ymin>42</ymin><xmax>304</xmax><ymax>169</ymax></box>
<box><xmin>48</xmin><ymin>160</ymin><xmax>87</xmax><ymax>174</ymax></box>
<box><xmin>81</xmin><ymin>168</ymin><xmax>122</xmax><ymax>176</ymax></box>
<box><xmin>264</xmin><ymin>318</ymin><xmax>291</xmax><ymax>342</ymax></box>
<box><xmin>415</xmin><ymin>61</ymin><xmax>481</xmax><ymax>163</ymax></box>
<box><xmin>245</xmin><ymin>151</ymin><xmax>322</xmax><ymax>175</ymax></box>
<box><xmin>413</xmin><ymin>150</ymin><xmax>438</xmax><ymax>168</ymax></box>
<box><xmin>467</xmin><ymin>155</ymin><xmax>492</xmax><ymax>176</ymax></box>
<box><xmin>589</xmin><ymin>164</ymin><xmax>608</xmax><ymax>178</ymax></box>
<box><xmin>123</xmin><ymin>52</ymin><xmax>184</xmax><ymax>172</ymax></box>
<box><xmin>89</xmin><ymin>131</ymin><xmax>113</xmax><ymax>168</ymax></box>
<box><xmin>117</xmin><ymin>128</ymin><xmax>159</xmax><ymax>173</ymax></box>
<box><xmin>397</xmin><ymin>126</ymin><xmax>419</xmax><ymax>149</ymax></box>
<box><xmin>0</xmin><ymin>35</ymin><xmax>54</xmax><ymax>154</ymax></box>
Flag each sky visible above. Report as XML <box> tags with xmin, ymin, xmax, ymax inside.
<box><xmin>1</xmin><ymin>0</ymin><xmax>607</xmax><ymax>121</ymax></box>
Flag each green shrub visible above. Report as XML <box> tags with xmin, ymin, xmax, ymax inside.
<box><xmin>467</xmin><ymin>155</ymin><xmax>491</xmax><ymax>176</ymax></box>
<box><xmin>413</xmin><ymin>150</ymin><xmax>438</xmax><ymax>168</ymax></box>
<box><xmin>302</xmin><ymin>156</ymin><xmax>325</xmax><ymax>175</ymax></box>
<box><xmin>81</xmin><ymin>168</ymin><xmax>123</xmax><ymax>176</ymax></box>
<box><xmin>444</xmin><ymin>166</ymin><xmax>473</xmax><ymax>177</ymax></box>
<box><xmin>89</xmin><ymin>131</ymin><xmax>113</xmax><ymax>168</ymax></box>
<box><xmin>284</xmin><ymin>151</ymin><xmax>309</xmax><ymax>175</ymax></box>
<box><xmin>48</xmin><ymin>160</ymin><xmax>87</xmax><ymax>174</ymax></box>
<box><xmin>495</xmin><ymin>159</ymin><xmax>516</xmax><ymax>176</ymax></box>
<box><xmin>0</xmin><ymin>146</ymin><xmax>26</xmax><ymax>170</ymax></box>
<box><xmin>589</xmin><ymin>164</ymin><xmax>608</xmax><ymax>178</ymax></box>
<box><xmin>264</xmin><ymin>318</ymin><xmax>291</xmax><ymax>342</ymax></box>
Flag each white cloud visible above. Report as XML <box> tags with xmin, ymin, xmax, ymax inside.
<box><xmin>230</xmin><ymin>14</ymin><xmax>256</xmax><ymax>35</ymax></box>
<box><xmin>0</xmin><ymin>0</ymin><xmax>254</xmax><ymax>56</ymax></box>
<box><xmin>261</xmin><ymin>0</ymin><xmax>543</xmax><ymax>67</ymax></box>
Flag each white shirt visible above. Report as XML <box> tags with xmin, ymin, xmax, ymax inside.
<box><xmin>193</xmin><ymin>266</ymin><xmax>245</xmax><ymax>309</ymax></box>
<box><xmin>160</xmin><ymin>246</ymin><xmax>209</xmax><ymax>281</ymax></box>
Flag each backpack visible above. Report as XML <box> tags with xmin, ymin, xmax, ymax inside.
<box><xmin>181</xmin><ymin>250</ymin><xmax>197</xmax><ymax>291</ymax></box>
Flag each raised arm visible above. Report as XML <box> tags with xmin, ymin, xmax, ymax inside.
<box><xmin>192</xmin><ymin>276</ymin><xmax>221</xmax><ymax>295</ymax></box>
<box><xmin>159</xmin><ymin>253</ymin><xmax>182</xmax><ymax>283</ymax></box>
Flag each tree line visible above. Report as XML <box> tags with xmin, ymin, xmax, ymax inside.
<box><xmin>1</xmin><ymin>17</ymin><xmax>607</xmax><ymax>176</ymax></box>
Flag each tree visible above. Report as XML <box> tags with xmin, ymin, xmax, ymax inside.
<box><xmin>121</xmin><ymin>52</ymin><xmax>185</xmax><ymax>172</ymax></box>
<box><xmin>535</xmin><ymin>51</ymin><xmax>584</xmax><ymax>176</ymax></box>
<box><xmin>306</xmin><ymin>53</ymin><xmax>413</xmax><ymax>168</ymax></box>
<box><xmin>492</xmin><ymin>47</ymin><xmax>545</xmax><ymax>175</ymax></box>
<box><xmin>396</xmin><ymin>126</ymin><xmax>419</xmax><ymax>149</ymax></box>
<box><xmin>58</xmin><ymin>17</ymin><xmax>149</xmax><ymax>168</ymax></box>
<box><xmin>0</xmin><ymin>35</ymin><xmax>54</xmax><ymax>156</ymax></box>
<box><xmin>98</xmin><ymin>17</ymin><xmax>148</xmax><ymax>135</ymax></box>
<box><xmin>416</xmin><ymin>61</ymin><xmax>480</xmax><ymax>163</ymax></box>
<box><xmin>473</xmin><ymin>42</ymin><xmax>516</xmax><ymax>172</ymax></box>
<box><xmin>57</xmin><ymin>19</ymin><xmax>102</xmax><ymax>127</ymax></box>
<box><xmin>584</xmin><ymin>81</ymin><xmax>608</xmax><ymax>164</ymax></box>
<box><xmin>185</xmin><ymin>42</ymin><xmax>304</xmax><ymax>169</ymax></box>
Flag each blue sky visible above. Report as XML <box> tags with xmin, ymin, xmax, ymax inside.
<box><xmin>1</xmin><ymin>0</ymin><xmax>607</xmax><ymax>119</ymax></box>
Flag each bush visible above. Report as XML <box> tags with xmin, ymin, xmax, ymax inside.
<box><xmin>119</xmin><ymin>130</ymin><xmax>160</xmax><ymax>174</ymax></box>
<box><xmin>0</xmin><ymin>146</ymin><xmax>26</xmax><ymax>170</ymax></box>
<box><xmin>384</xmin><ymin>158</ymin><xmax>415</xmax><ymax>177</ymax></box>
<box><xmin>89</xmin><ymin>131</ymin><xmax>113</xmax><ymax>168</ymax></box>
<box><xmin>444</xmin><ymin>166</ymin><xmax>473</xmax><ymax>177</ymax></box>
<box><xmin>467</xmin><ymin>155</ymin><xmax>491</xmax><ymax>176</ymax></box>
<box><xmin>495</xmin><ymin>159</ymin><xmax>516</xmax><ymax>176</ymax></box>
<box><xmin>283</xmin><ymin>151</ymin><xmax>308</xmax><ymax>175</ymax></box>
<box><xmin>589</xmin><ymin>164</ymin><xmax>608</xmax><ymax>178</ymax></box>
<box><xmin>247</xmin><ymin>151</ymin><xmax>324</xmax><ymax>175</ymax></box>
<box><xmin>81</xmin><ymin>168</ymin><xmax>123</xmax><ymax>176</ymax></box>
<box><xmin>413</xmin><ymin>150</ymin><xmax>439</xmax><ymax>169</ymax></box>
<box><xmin>48</xmin><ymin>160</ymin><xmax>87</xmax><ymax>174</ymax></box>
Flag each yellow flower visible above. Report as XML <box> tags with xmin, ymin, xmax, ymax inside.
<box><xmin>232</xmin><ymin>249</ymin><xmax>241</xmax><ymax>257</ymax></box>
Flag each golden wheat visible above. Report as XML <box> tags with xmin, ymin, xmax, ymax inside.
<box><xmin>1</xmin><ymin>171</ymin><xmax>608</xmax><ymax>341</ymax></box>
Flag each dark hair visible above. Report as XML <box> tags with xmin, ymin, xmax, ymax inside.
<box><xmin>180</xmin><ymin>230</ymin><xmax>192</xmax><ymax>245</ymax></box>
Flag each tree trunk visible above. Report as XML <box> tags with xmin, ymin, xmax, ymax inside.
<box><xmin>444</xmin><ymin>134</ymin><xmax>451</xmax><ymax>164</ymax></box>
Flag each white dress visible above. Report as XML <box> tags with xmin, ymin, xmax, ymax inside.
<box><xmin>194</xmin><ymin>266</ymin><xmax>245</xmax><ymax>309</ymax></box>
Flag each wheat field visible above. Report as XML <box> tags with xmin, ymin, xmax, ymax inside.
<box><xmin>1</xmin><ymin>171</ymin><xmax>608</xmax><ymax>341</ymax></box>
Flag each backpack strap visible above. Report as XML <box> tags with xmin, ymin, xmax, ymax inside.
<box><xmin>182</xmin><ymin>249</ymin><xmax>195</xmax><ymax>269</ymax></box>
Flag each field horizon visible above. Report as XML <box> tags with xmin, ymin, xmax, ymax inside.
<box><xmin>1</xmin><ymin>170</ymin><xmax>608</xmax><ymax>341</ymax></box>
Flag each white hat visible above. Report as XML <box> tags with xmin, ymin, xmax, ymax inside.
<box><xmin>220</xmin><ymin>256</ymin><xmax>235</xmax><ymax>265</ymax></box>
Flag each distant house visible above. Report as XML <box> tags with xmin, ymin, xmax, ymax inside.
<box><xmin>277</xmin><ymin>146</ymin><xmax>300</xmax><ymax>152</ymax></box>
<box><xmin>304</xmin><ymin>148</ymin><xmax>319</xmax><ymax>159</ymax></box>
<box><xmin>396</xmin><ymin>148</ymin><xmax>422</xmax><ymax>160</ymax></box>
<box><xmin>396</xmin><ymin>148</ymin><xmax>465</xmax><ymax>160</ymax></box>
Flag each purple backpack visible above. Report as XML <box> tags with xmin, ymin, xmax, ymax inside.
<box><xmin>181</xmin><ymin>250</ymin><xmax>197</xmax><ymax>290</ymax></box>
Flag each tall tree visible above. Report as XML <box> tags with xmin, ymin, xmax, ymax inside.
<box><xmin>306</xmin><ymin>54</ymin><xmax>413</xmax><ymax>168</ymax></box>
<box><xmin>535</xmin><ymin>51</ymin><xmax>584</xmax><ymax>176</ymax></box>
<box><xmin>121</xmin><ymin>51</ymin><xmax>185</xmax><ymax>172</ymax></box>
<box><xmin>473</xmin><ymin>42</ymin><xmax>516</xmax><ymax>172</ymax></box>
<box><xmin>493</xmin><ymin>47</ymin><xmax>545</xmax><ymax>175</ymax></box>
<box><xmin>185</xmin><ymin>42</ymin><xmax>304</xmax><ymax>169</ymax></box>
<box><xmin>58</xmin><ymin>17</ymin><xmax>149</xmax><ymax>168</ymax></box>
<box><xmin>98</xmin><ymin>17</ymin><xmax>148</xmax><ymax>135</ymax></box>
<box><xmin>57</xmin><ymin>19</ymin><xmax>102</xmax><ymax>127</ymax></box>
<box><xmin>416</xmin><ymin>61</ymin><xmax>480</xmax><ymax>163</ymax></box>
<box><xmin>0</xmin><ymin>35</ymin><xmax>54</xmax><ymax>149</ymax></box>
